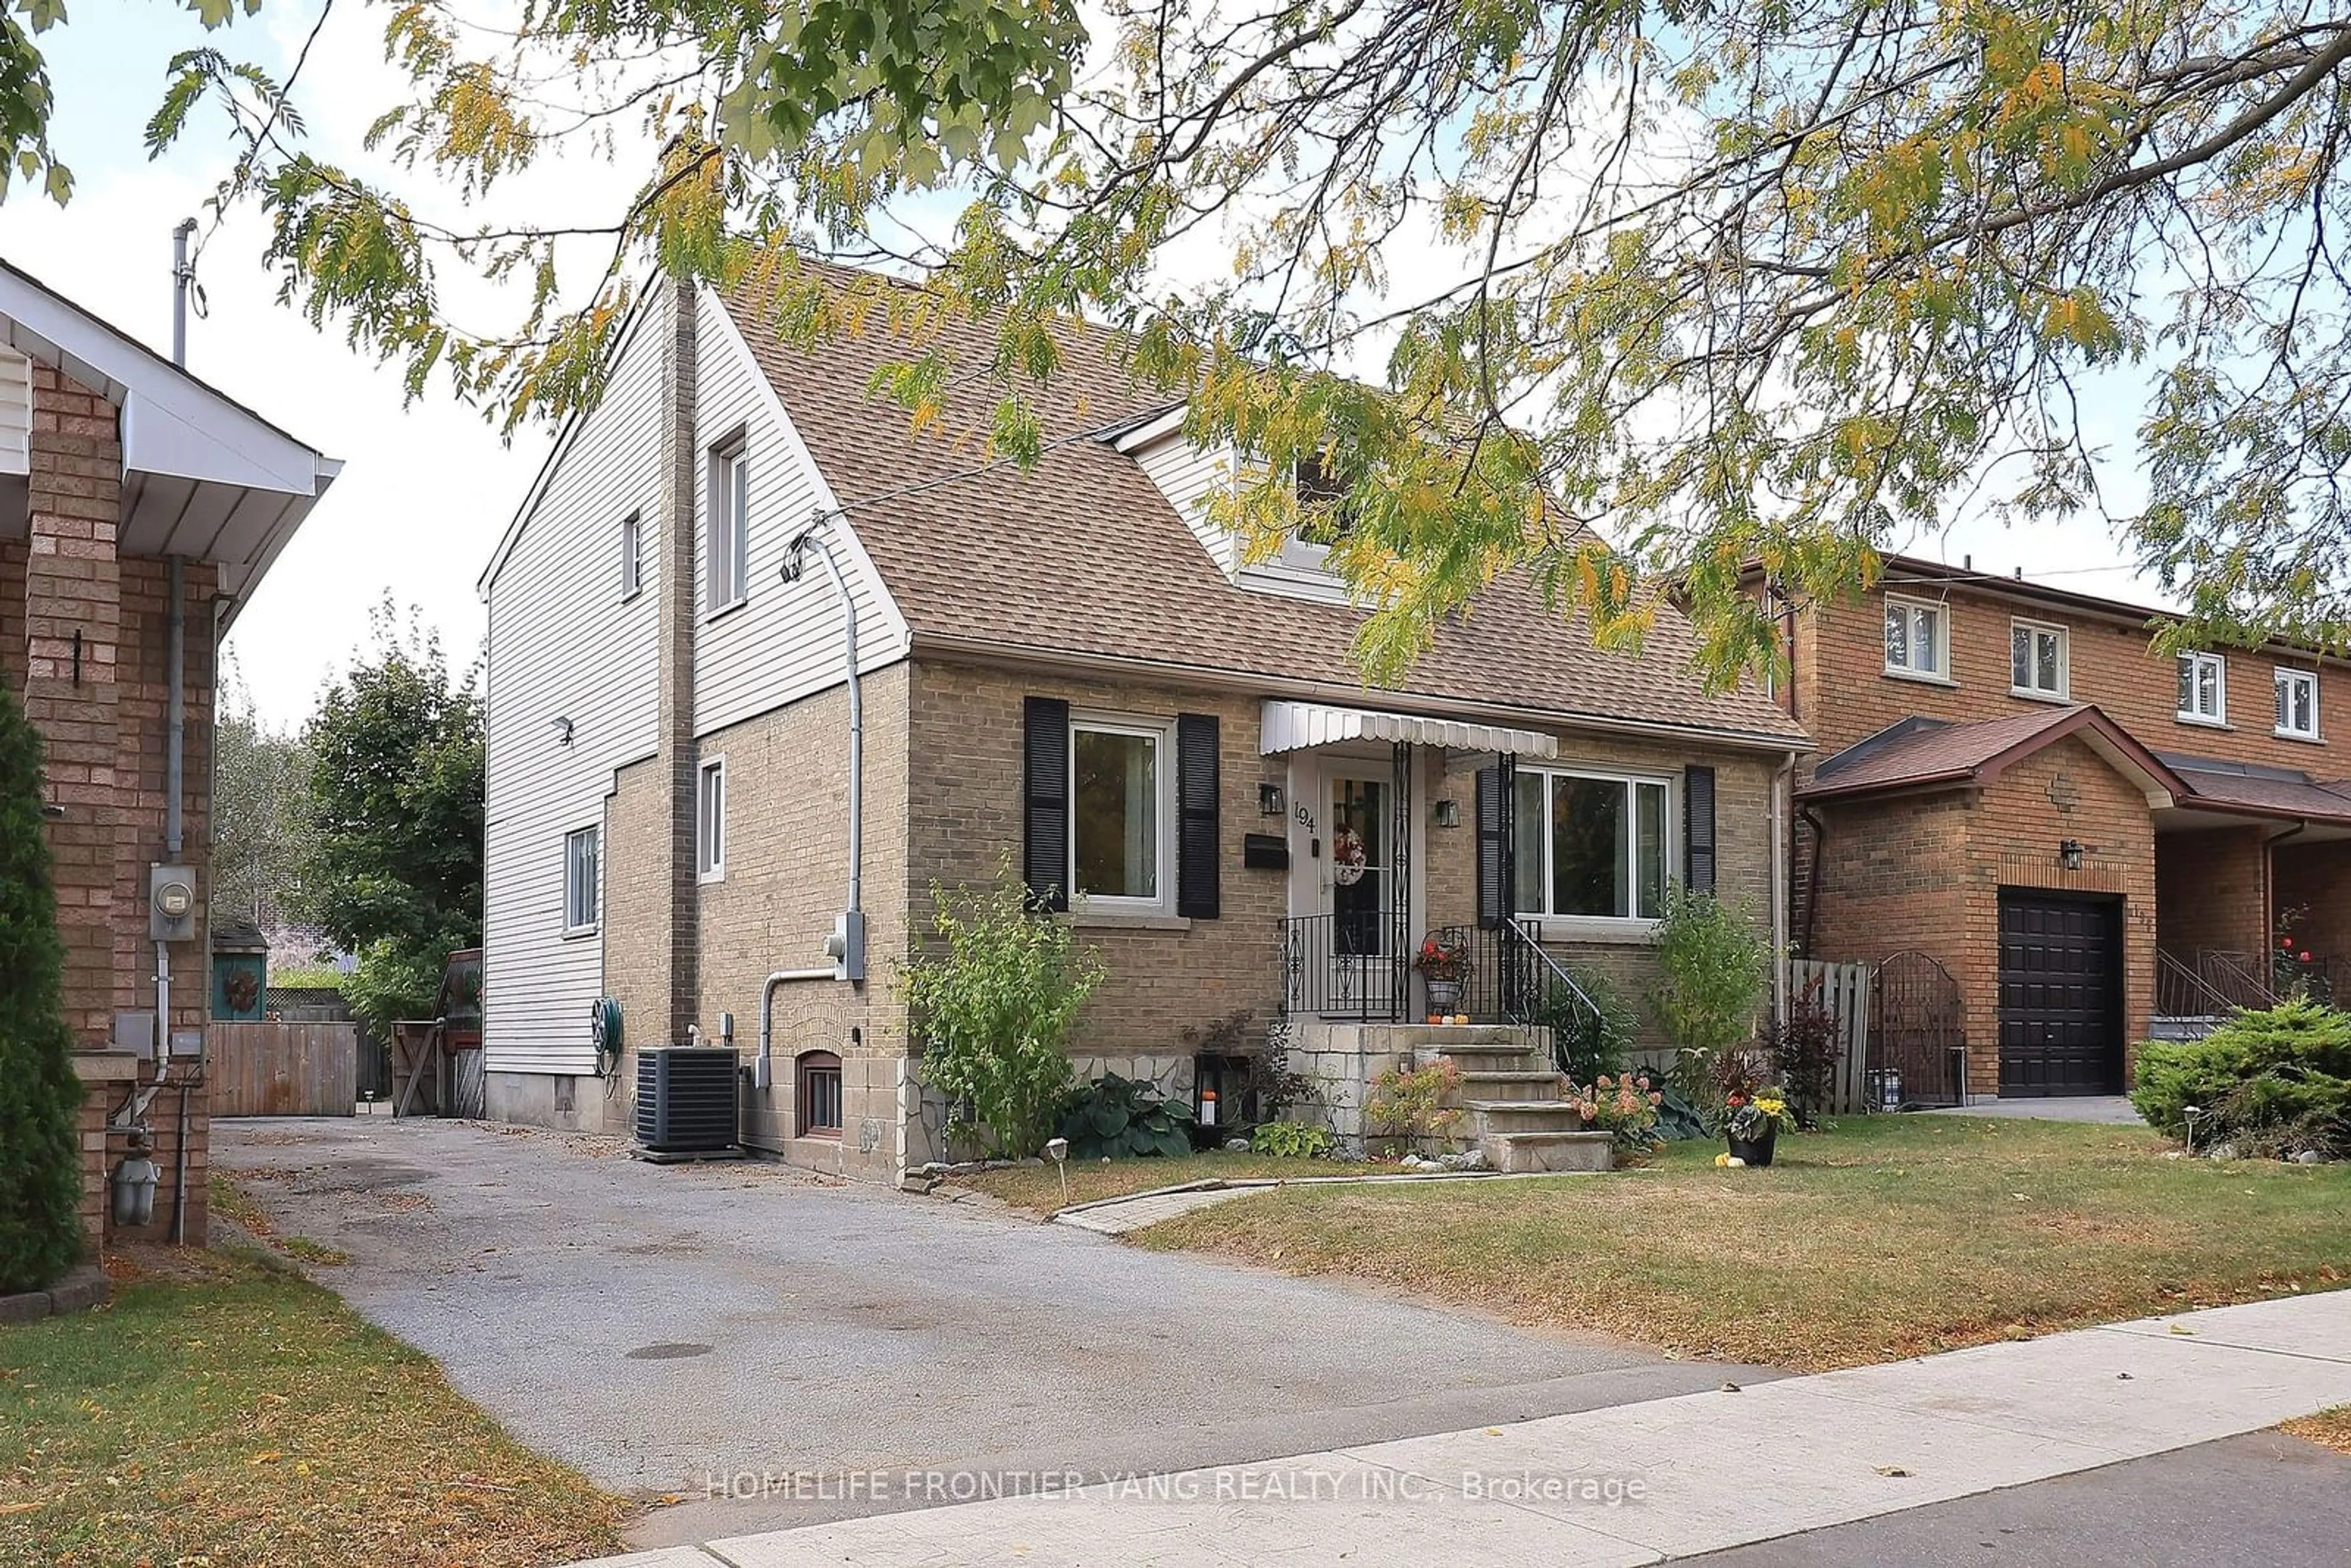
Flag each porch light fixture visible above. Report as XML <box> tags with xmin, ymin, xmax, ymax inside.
<box><xmin>1432</xmin><ymin>798</ymin><xmax>1461</xmax><ymax>830</ymax></box>
<box><xmin>550</xmin><ymin>716</ymin><xmax>576</xmax><ymax>746</ymax></box>
<box><xmin>2058</xmin><ymin>839</ymin><xmax>2084</xmax><ymax>871</ymax></box>
<box><xmin>1258</xmin><ymin>782</ymin><xmax>1284</xmax><ymax>817</ymax></box>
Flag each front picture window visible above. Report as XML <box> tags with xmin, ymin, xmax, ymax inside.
<box><xmin>1511</xmin><ymin>771</ymin><xmax>1670</xmax><ymax>921</ymax></box>
<box><xmin>1071</xmin><ymin>721</ymin><xmax>1163</xmax><ymax>903</ymax></box>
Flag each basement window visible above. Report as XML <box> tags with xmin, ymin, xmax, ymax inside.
<box><xmin>798</xmin><ymin>1051</ymin><xmax>843</xmax><ymax>1138</ymax></box>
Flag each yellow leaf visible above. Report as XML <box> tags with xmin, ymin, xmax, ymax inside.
<box><xmin>249</xmin><ymin>1450</ymin><xmax>285</xmax><ymax>1465</ymax></box>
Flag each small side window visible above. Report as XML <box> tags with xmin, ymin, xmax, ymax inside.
<box><xmin>620</xmin><ymin>514</ymin><xmax>643</xmax><ymax>601</ymax></box>
<box><xmin>2177</xmin><ymin>652</ymin><xmax>2224</xmax><ymax>724</ymax></box>
<box><xmin>2276</xmin><ymin>668</ymin><xmax>2322</xmax><ymax>740</ymax></box>
<box><xmin>697</xmin><ymin>757</ymin><xmax>727</xmax><ymax>880</ymax></box>
<box><xmin>563</xmin><ymin>826</ymin><xmax>600</xmax><ymax>935</ymax></box>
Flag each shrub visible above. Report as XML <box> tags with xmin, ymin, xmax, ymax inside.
<box><xmin>901</xmin><ymin>860</ymin><xmax>1104</xmax><ymax>1159</ymax></box>
<box><xmin>1178</xmin><ymin>1010</ymin><xmax>1317</xmax><ymax>1127</ymax></box>
<box><xmin>1647</xmin><ymin>884</ymin><xmax>1770</xmax><ymax>1101</ymax></box>
<box><xmin>1565</xmin><ymin>1073</ymin><xmax>1664</xmax><ymax>1152</ymax></box>
<box><xmin>1769</xmin><ymin>991</ymin><xmax>1841</xmax><ymax>1129</ymax></box>
<box><xmin>1249</xmin><ymin>1120</ymin><xmax>1337</xmax><ymax>1160</ymax></box>
<box><xmin>1059</xmin><ymin>1072</ymin><xmax>1196</xmax><ymax>1159</ymax></box>
<box><xmin>1540</xmin><ymin>965</ymin><xmax>1638</xmax><ymax>1087</ymax></box>
<box><xmin>1366</xmin><ymin>1057</ymin><xmax>1463</xmax><ymax>1152</ymax></box>
<box><xmin>0</xmin><ymin>681</ymin><xmax>84</xmax><ymax>1294</ymax></box>
<box><xmin>2132</xmin><ymin>999</ymin><xmax>2351</xmax><ymax>1156</ymax></box>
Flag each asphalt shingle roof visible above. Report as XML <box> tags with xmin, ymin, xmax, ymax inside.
<box><xmin>717</xmin><ymin>271</ymin><xmax>1806</xmax><ymax>747</ymax></box>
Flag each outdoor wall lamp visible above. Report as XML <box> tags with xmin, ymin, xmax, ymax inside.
<box><xmin>2058</xmin><ymin>839</ymin><xmax>2085</xmax><ymax>871</ymax></box>
<box><xmin>1258</xmin><ymin>782</ymin><xmax>1284</xmax><ymax>817</ymax></box>
<box><xmin>550</xmin><ymin>716</ymin><xmax>576</xmax><ymax>746</ymax></box>
<box><xmin>1432</xmin><ymin>798</ymin><xmax>1462</xmax><ymax>829</ymax></box>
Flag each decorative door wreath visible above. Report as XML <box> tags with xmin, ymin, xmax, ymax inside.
<box><xmin>224</xmin><ymin>969</ymin><xmax>261</xmax><ymax>1013</ymax></box>
<box><xmin>1330</xmin><ymin>827</ymin><xmax>1370</xmax><ymax>885</ymax></box>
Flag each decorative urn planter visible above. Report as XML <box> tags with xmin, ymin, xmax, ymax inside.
<box><xmin>1726</xmin><ymin>1124</ymin><xmax>1779</xmax><ymax>1168</ymax></box>
<box><xmin>1425</xmin><ymin>980</ymin><xmax>1463</xmax><ymax>1016</ymax></box>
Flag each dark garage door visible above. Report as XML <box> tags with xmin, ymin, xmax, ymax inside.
<box><xmin>1998</xmin><ymin>891</ymin><xmax>2124</xmax><ymax>1096</ymax></box>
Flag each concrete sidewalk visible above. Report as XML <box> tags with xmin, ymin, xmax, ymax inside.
<box><xmin>570</xmin><ymin>1289</ymin><xmax>2351</xmax><ymax>1567</ymax></box>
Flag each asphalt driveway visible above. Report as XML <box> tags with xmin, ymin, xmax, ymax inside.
<box><xmin>214</xmin><ymin>1117</ymin><xmax>1768</xmax><ymax>1547</ymax></box>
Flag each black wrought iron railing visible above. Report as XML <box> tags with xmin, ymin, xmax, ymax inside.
<box><xmin>1277</xmin><ymin>913</ymin><xmax>1605</xmax><ymax>1079</ymax></box>
<box><xmin>1278</xmin><ymin>913</ymin><xmax>1409</xmax><ymax>1021</ymax></box>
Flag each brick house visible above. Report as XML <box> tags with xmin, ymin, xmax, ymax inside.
<box><xmin>1773</xmin><ymin>556</ymin><xmax>2351</xmax><ymax>1102</ymax></box>
<box><xmin>0</xmin><ymin>258</ymin><xmax>340</xmax><ymax>1247</ymax></box>
<box><xmin>478</xmin><ymin>267</ymin><xmax>1808</xmax><ymax>1179</ymax></box>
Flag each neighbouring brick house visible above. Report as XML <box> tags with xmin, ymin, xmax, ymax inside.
<box><xmin>478</xmin><ymin>264</ymin><xmax>1809</xmax><ymax>1180</ymax></box>
<box><xmin>0</xmin><ymin>258</ymin><xmax>340</xmax><ymax>1248</ymax></box>
<box><xmin>1771</xmin><ymin>556</ymin><xmax>2351</xmax><ymax>1103</ymax></box>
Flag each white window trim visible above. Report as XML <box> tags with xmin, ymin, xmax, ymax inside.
<box><xmin>2177</xmin><ymin>650</ymin><xmax>2227</xmax><ymax>727</ymax></box>
<box><xmin>697</xmin><ymin>756</ymin><xmax>727</xmax><ymax>882</ymax></box>
<box><xmin>1510</xmin><ymin>765</ymin><xmax>1675</xmax><ymax>936</ymax></box>
<box><xmin>1883</xmin><ymin>594</ymin><xmax>1954</xmax><ymax>685</ymax></box>
<box><xmin>1067</xmin><ymin>710</ymin><xmax>1178</xmax><ymax>917</ymax></box>
<box><xmin>562</xmin><ymin>823</ymin><xmax>601</xmax><ymax>938</ymax></box>
<box><xmin>705</xmin><ymin>440</ymin><xmax>750</xmax><ymax>618</ymax></box>
<box><xmin>2276</xmin><ymin>667</ymin><xmax>2323</xmax><ymax>741</ymax></box>
<box><xmin>2009</xmin><ymin>617</ymin><xmax>2071</xmax><ymax>702</ymax></box>
<box><xmin>620</xmin><ymin>512</ymin><xmax>643</xmax><ymax>602</ymax></box>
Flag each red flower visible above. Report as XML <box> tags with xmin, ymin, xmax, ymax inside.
<box><xmin>2284</xmin><ymin>935</ymin><xmax>2296</xmax><ymax>949</ymax></box>
<box><xmin>2301</xmin><ymin>951</ymin><xmax>2314</xmax><ymax>962</ymax></box>
<box><xmin>1728</xmin><ymin>1092</ymin><xmax>1749</xmax><ymax>1108</ymax></box>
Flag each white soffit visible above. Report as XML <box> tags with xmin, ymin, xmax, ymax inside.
<box><xmin>1259</xmin><ymin>699</ymin><xmax>1561</xmax><ymax>759</ymax></box>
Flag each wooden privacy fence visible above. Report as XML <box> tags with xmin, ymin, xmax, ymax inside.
<box><xmin>1791</xmin><ymin>959</ymin><xmax>1873</xmax><ymax>1114</ymax></box>
<box><xmin>206</xmin><ymin>1022</ymin><xmax>359</xmax><ymax>1117</ymax></box>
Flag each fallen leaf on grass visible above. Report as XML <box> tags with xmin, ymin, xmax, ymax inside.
<box><xmin>247</xmin><ymin>1452</ymin><xmax>284</xmax><ymax>1466</ymax></box>
<box><xmin>0</xmin><ymin>1501</ymin><xmax>44</xmax><ymax>1516</ymax></box>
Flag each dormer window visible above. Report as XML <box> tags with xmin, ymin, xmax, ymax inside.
<box><xmin>1292</xmin><ymin>451</ymin><xmax>1357</xmax><ymax>544</ymax></box>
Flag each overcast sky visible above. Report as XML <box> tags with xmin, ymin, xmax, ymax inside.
<box><xmin>0</xmin><ymin>4</ymin><xmax>2170</xmax><ymax>730</ymax></box>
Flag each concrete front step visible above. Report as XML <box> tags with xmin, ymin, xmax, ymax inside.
<box><xmin>1482</xmin><ymin>1129</ymin><xmax>1616</xmax><ymax>1173</ymax></box>
<box><xmin>1465</xmin><ymin>1098</ymin><xmax>1587</xmax><ymax>1134</ymax></box>
<box><xmin>1457</xmin><ymin>1070</ymin><xmax>1562</xmax><ymax>1102</ymax></box>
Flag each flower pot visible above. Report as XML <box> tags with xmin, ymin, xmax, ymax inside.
<box><xmin>1726</xmin><ymin>1124</ymin><xmax>1778</xmax><ymax>1168</ymax></box>
<box><xmin>1425</xmin><ymin>980</ymin><xmax>1462</xmax><ymax>1015</ymax></box>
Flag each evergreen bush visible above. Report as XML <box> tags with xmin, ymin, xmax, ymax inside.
<box><xmin>0</xmin><ymin>682</ymin><xmax>87</xmax><ymax>1292</ymax></box>
<box><xmin>2132</xmin><ymin>999</ymin><xmax>2351</xmax><ymax>1156</ymax></box>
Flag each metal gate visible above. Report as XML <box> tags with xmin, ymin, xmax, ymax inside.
<box><xmin>1869</xmin><ymin>950</ymin><xmax>1967</xmax><ymax>1108</ymax></box>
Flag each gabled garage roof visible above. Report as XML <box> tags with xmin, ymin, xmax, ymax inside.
<box><xmin>1804</xmin><ymin>705</ymin><xmax>2186</xmax><ymax>807</ymax></box>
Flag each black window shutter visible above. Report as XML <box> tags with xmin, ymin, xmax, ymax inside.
<box><xmin>1176</xmin><ymin>713</ymin><xmax>1220</xmax><ymax>919</ymax></box>
<box><xmin>1022</xmin><ymin>697</ymin><xmax>1071</xmax><ymax>912</ymax></box>
<box><xmin>1475</xmin><ymin>765</ymin><xmax>1505</xmax><ymax>928</ymax></box>
<box><xmin>1685</xmin><ymin>765</ymin><xmax>1717</xmax><ymax>895</ymax></box>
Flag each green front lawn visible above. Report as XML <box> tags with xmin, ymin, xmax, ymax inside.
<box><xmin>1</xmin><ymin>1238</ymin><xmax>628</xmax><ymax>1568</ymax></box>
<box><xmin>1136</xmin><ymin>1115</ymin><xmax>2351</xmax><ymax>1371</ymax></box>
<box><xmin>964</xmin><ymin>1150</ymin><xmax>1390</xmax><ymax>1215</ymax></box>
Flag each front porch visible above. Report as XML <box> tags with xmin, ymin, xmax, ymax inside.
<box><xmin>2153</xmin><ymin>801</ymin><xmax>2351</xmax><ymax>1038</ymax></box>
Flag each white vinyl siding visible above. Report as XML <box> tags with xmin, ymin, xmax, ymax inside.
<box><xmin>2009</xmin><ymin>620</ymin><xmax>2069</xmax><ymax>699</ymax></box>
<box><xmin>1883</xmin><ymin>596</ymin><xmax>1948</xmax><ymax>680</ymax></box>
<box><xmin>0</xmin><ymin>348</ymin><xmax>31</xmax><ymax>476</ymax></box>
<box><xmin>2177</xmin><ymin>652</ymin><xmax>2225</xmax><ymax>725</ymax></box>
<box><xmin>481</xmin><ymin>289</ymin><xmax>666</xmax><ymax>1075</ymax></box>
<box><xmin>1130</xmin><ymin>430</ymin><xmax>1242</xmax><ymax>573</ymax></box>
<box><xmin>2277</xmin><ymin>667</ymin><xmax>2322</xmax><ymax>740</ymax></box>
<box><xmin>689</xmin><ymin>291</ymin><xmax>909</xmax><ymax>737</ymax></box>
